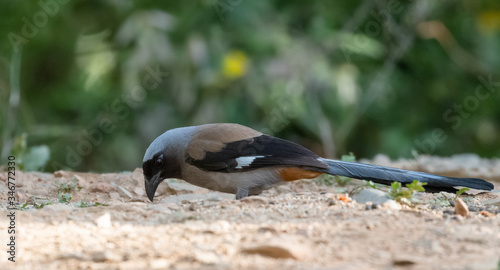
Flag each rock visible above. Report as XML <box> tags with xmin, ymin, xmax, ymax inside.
<box><xmin>371</xmin><ymin>154</ymin><xmax>393</xmax><ymax>167</ymax></box>
<box><xmin>242</xmin><ymin>245</ymin><xmax>296</xmax><ymax>259</ymax></box>
<box><xmin>91</xmin><ymin>251</ymin><xmax>120</xmax><ymax>262</ymax></box>
<box><xmin>150</xmin><ymin>259</ymin><xmax>170</xmax><ymax>269</ymax></box>
<box><xmin>133</xmin><ymin>187</ymin><xmax>145</xmax><ymax>196</ymax></box>
<box><xmin>89</xmin><ymin>182</ymin><xmax>113</xmax><ymax>193</ymax></box>
<box><xmin>166</xmin><ymin>181</ymin><xmax>206</xmax><ymax>194</ymax></box>
<box><xmin>109</xmin><ymin>192</ymin><xmax>120</xmax><ymax>200</ymax></box>
<box><xmin>95</xmin><ymin>213</ymin><xmax>112</xmax><ymax>228</ymax></box>
<box><xmin>194</xmin><ymin>251</ymin><xmax>219</xmax><ymax>264</ymax></box>
<box><xmin>58</xmin><ymin>252</ymin><xmax>86</xmax><ymax>260</ymax></box>
<box><xmin>382</xmin><ymin>200</ymin><xmax>401</xmax><ymax>210</ymax></box>
<box><xmin>454</xmin><ymin>198</ymin><xmax>469</xmax><ymax>217</ymax></box>
<box><xmin>257</xmin><ymin>227</ymin><xmax>277</xmax><ymax>234</ymax></box>
<box><xmin>117</xmin><ymin>185</ymin><xmax>134</xmax><ymax>199</ymax></box>
<box><xmin>241</xmin><ymin>236</ymin><xmax>311</xmax><ymax>260</ymax></box>
<box><xmin>131</xmin><ymin>168</ymin><xmax>143</xmax><ymax>182</ymax></box>
<box><xmin>54</xmin><ymin>170</ymin><xmax>71</xmax><ymax>178</ymax></box>
<box><xmin>393</xmin><ymin>254</ymin><xmax>418</xmax><ymax>266</ymax></box>
<box><xmin>352</xmin><ymin>189</ymin><xmax>390</xmax><ymax>204</ymax></box>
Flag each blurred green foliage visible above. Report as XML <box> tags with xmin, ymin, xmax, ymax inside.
<box><xmin>0</xmin><ymin>0</ymin><xmax>499</xmax><ymax>172</ymax></box>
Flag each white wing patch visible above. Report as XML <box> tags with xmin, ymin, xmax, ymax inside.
<box><xmin>235</xmin><ymin>156</ymin><xmax>265</xmax><ymax>169</ymax></box>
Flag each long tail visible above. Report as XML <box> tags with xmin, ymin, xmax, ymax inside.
<box><xmin>318</xmin><ymin>158</ymin><xmax>494</xmax><ymax>192</ymax></box>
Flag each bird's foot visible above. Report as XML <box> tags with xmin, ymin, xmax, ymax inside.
<box><xmin>236</xmin><ymin>187</ymin><xmax>249</xmax><ymax>200</ymax></box>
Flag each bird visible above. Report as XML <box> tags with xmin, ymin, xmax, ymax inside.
<box><xmin>142</xmin><ymin>123</ymin><xmax>494</xmax><ymax>202</ymax></box>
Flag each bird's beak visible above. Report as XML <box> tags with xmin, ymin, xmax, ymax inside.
<box><xmin>145</xmin><ymin>173</ymin><xmax>162</xmax><ymax>202</ymax></box>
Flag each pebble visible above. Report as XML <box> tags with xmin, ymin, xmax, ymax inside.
<box><xmin>194</xmin><ymin>251</ymin><xmax>219</xmax><ymax>264</ymax></box>
<box><xmin>167</xmin><ymin>181</ymin><xmax>206</xmax><ymax>195</ymax></box>
<box><xmin>116</xmin><ymin>185</ymin><xmax>134</xmax><ymax>199</ymax></box>
<box><xmin>89</xmin><ymin>182</ymin><xmax>113</xmax><ymax>193</ymax></box>
<box><xmin>443</xmin><ymin>210</ymin><xmax>455</xmax><ymax>215</ymax></box>
<box><xmin>382</xmin><ymin>200</ymin><xmax>401</xmax><ymax>210</ymax></box>
<box><xmin>109</xmin><ymin>192</ymin><xmax>121</xmax><ymax>200</ymax></box>
<box><xmin>241</xmin><ymin>245</ymin><xmax>296</xmax><ymax>259</ymax></box>
<box><xmin>91</xmin><ymin>251</ymin><xmax>120</xmax><ymax>262</ymax></box>
<box><xmin>241</xmin><ymin>236</ymin><xmax>311</xmax><ymax>260</ymax></box>
<box><xmin>454</xmin><ymin>199</ymin><xmax>469</xmax><ymax>217</ymax></box>
<box><xmin>95</xmin><ymin>213</ymin><xmax>112</xmax><ymax>228</ymax></box>
<box><xmin>58</xmin><ymin>252</ymin><xmax>86</xmax><ymax>261</ymax></box>
<box><xmin>352</xmin><ymin>189</ymin><xmax>390</xmax><ymax>204</ymax></box>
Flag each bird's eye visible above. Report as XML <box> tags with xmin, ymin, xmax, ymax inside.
<box><xmin>155</xmin><ymin>158</ymin><xmax>164</xmax><ymax>168</ymax></box>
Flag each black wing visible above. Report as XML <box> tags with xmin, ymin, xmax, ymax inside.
<box><xmin>185</xmin><ymin>135</ymin><xmax>328</xmax><ymax>172</ymax></box>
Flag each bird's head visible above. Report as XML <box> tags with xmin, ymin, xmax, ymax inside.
<box><xmin>142</xmin><ymin>127</ymin><xmax>193</xmax><ymax>202</ymax></box>
<box><xmin>143</xmin><ymin>152</ymin><xmax>167</xmax><ymax>202</ymax></box>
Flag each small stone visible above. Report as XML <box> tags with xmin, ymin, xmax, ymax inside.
<box><xmin>58</xmin><ymin>252</ymin><xmax>85</xmax><ymax>260</ymax></box>
<box><xmin>382</xmin><ymin>200</ymin><xmax>401</xmax><ymax>210</ymax></box>
<box><xmin>328</xmin><ymin>200</ymin><xmax>337</xmax><ymax>206</ymax></box>
<box><xmin>242</xmin><ymin>245</ymin><xmax>296</xmax><ymax>259</ymax></box>
<box><xmin>257</xmin><ymin>227</ymin><xmax>277</xmax><ymax>234</ymax></box>
<box><xmin>95</xmin><ymin>213</ymin><xmax>112</xmax><ymax>228</ymax></box>
<box><xmin>150</xmin><ymin>259</ymin><xmax>170</xmax><ymax>269</ymax></box>
<box><xmin>393</xmin><ymin>255</ymin><xmax>418</xmax><ymax>266</ymax></box>
<box><xmin>133</xmin><ymin>187</ymin><xmax>145</xmax><ymax>196</ymax></box>
<box><xmin>194</xmin><ymin>251</ymin><xmax>219</xmax><ymax>264</ymax></box>
<box><xmin>241</xmin><ymin>236</ymin><xmax>311</xmax><ymax>260</ymax></box>
<box><xmin>352</xmin><ymin>189</ymin><xmax>390</xmax><ymax>204</ymax></box>
<box><xmin>167</xmin><ymin>181</ymin><xmax>206</xmax><ymax>195</ymax></box>
<box><xmin>54</xmin><ymin>170</ymin><xmax>71</xmax><ymax>178</ymax></box>
<box><xmin>443</xmin><ymin>209</ymin><xmax>454</xmax><ymax>215</ymax></box>
<box><xmin>89</xmin><ymin>182</ymin><xmax>113</xmax><ymax>193</ymax></box>
<box><xmin>109</xmin><ymin>192</ymin><xmax>120</xmax><ymax>200</ymax></box>
<box><xmin>117</xmin><ymin>185</ymin><xmax>134</xmax><ymax>199</ymax></box>
<box><xmin>454</xmin><ymin>198</ymin><xmax>469</xmax><ymax>217</ymax></box>
<box><xmin>91</xmin><ymin>251</ymin><xmax>120</xmax><ymax>262</ymax></box>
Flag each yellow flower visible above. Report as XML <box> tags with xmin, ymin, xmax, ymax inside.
<box><xmin>478</xmin><ymin>11</ymin><xmax>500</xmax><ymax>33</ymax></box>
<box><xmin>222</xmin><ymin>50</ymin><xmax>248</xmax><ymax>79</ymax></box>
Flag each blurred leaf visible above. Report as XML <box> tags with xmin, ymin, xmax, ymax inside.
<box><xmin>24</xmin><ymin>145</ymin><xmax>51</xmax><ymax>171</ymax></box>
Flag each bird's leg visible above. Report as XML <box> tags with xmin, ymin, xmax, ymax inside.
<box><xmin>236</xmin><ymin>187</ymin><xmax>249</xmax><ymax>200</ymax></box>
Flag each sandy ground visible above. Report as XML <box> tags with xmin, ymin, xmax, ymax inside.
<box><xmin>1</xmin><ymin>154</ymin><xmax>500</xmax><ymax>270</ymax></box>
